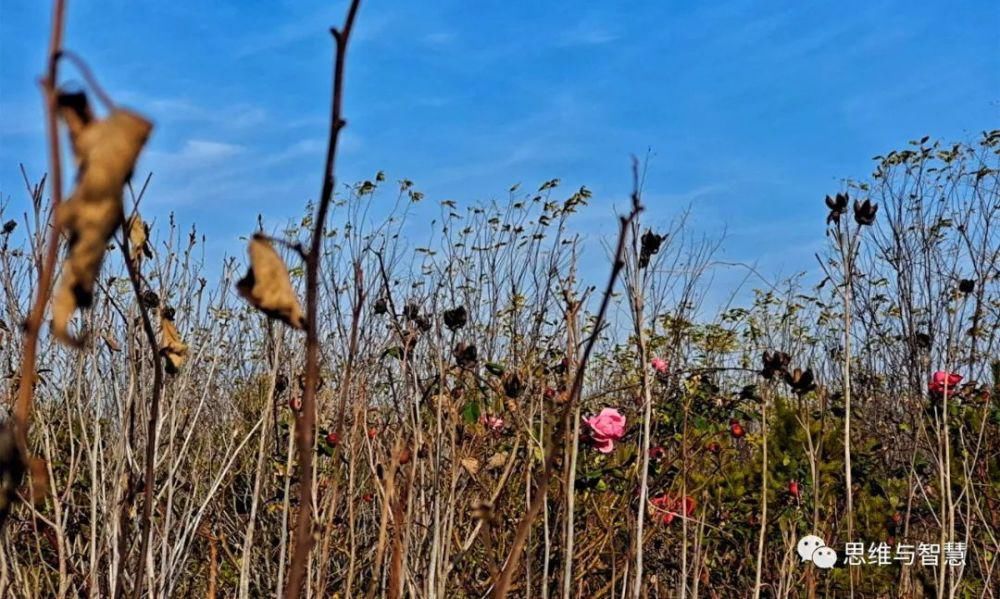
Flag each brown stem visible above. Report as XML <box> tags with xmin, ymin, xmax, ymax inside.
<box><xmin>10</xmin><ymin>0</ymin><xmax>67</xmax><ymax>518</ymax></box>
<box><xmin>284</xmin><ymin>0</ymin><xmax>363</xmax><ymax>595</ymax></box>
<box><xmin>119</xmin><ymin>203</ymin><xmax>165</xmax><ymax>599</ymax></box>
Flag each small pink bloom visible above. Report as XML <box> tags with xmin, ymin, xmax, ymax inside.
<box><xmin>480</xmin><ymin>414</ymin><xmax>505</xmax><ymax>431</ymax></box>
<box><xmin>590</xmin><ymin>436</ymin><xmax>615</xmax><ymax>453</ymax></box>
<box><xmin>648</xmin><ymin>494</ymin><xmax>695</xmax><ymax>524</ymax></box>
<box><xmin>650</xmin><ymin>494</ymin><xmax>674</xmax><ymax>524</ymax></box>
<box><xmin>929</xmin><ymin>371</ymin><xmax>962</xmax><ymax>395</ymax></box>
<box><xmin>584</xmin><ymin>408</ymin><xmax>626</xmax><ymax>453</ymax></box>
<box><xmin>651</xmin><ymin>357</ymin><xmax>668</xmax><ymax>374</ymax></box>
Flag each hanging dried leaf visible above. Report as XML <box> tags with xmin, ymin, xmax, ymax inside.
<box><xmin>127</xmin><ymin>213</ymin><xmax>152</xmax><ymax>267</ymax></box>
<box><xmin>159</xmin><ymin>308</ymin><xmax>187</xmax><ymax>375</ymax></box>
<box><xmin>236</xmin><ymin>234</ymin><xmax>305</xmax><ymax>329</ymax></box>
<box><xmin>52</xmin><ymin>91</ymin><xmax>153</xmax><ymax>346</ymax></box>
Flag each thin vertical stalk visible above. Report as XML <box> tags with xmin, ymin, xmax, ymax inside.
<box><xmin>12</xmin><ymin>0</ymin><xmax>67</xmax><ymax>510</ymax></box>
<box><xmin>285</xmin><ymin>1</ymin><xmax>362</xmax><ymax>596</ymax></box>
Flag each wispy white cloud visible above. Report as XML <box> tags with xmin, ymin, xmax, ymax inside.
<box><xmin>235</xmin><ymin>4</ymin><xmax>395</xmax><ymax>58</ymax></box>
<box><xmin>422</xmin><ymin>31</ymin><xmax>456</xmax><ymax>48</ymax></box>
<box><xmin>643</xmin><ymin>183</ymin><xmax>731</xmax><ymax>205</ymax></box>
<box><xmin>555</xmin><ymin>21</ymin><xmax>619</xmax><ymax>48</ymax></box>
<box><xmin>147</xmin><ymin>139</ymin><xmax>246</xmax><ymax>173</ymax></box>
<box><xmin>119</xmin><ymin>92</ymin><xmax>267</xmax><ymax>131</ymax></box>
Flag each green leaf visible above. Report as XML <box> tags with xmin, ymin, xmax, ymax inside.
<box><xmin>485</xmin><ymin>362</ymin><xmax>506</xmax><ymax>377</ymax></box>
<box><xmin>462</xmin><ymin>400</ymin><xmax>481</xmax><ymax>424</ymax></box>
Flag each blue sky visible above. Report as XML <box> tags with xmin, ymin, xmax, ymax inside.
<box><xmin>1</xmin><ymin>1</ymin><xmax>998</xmax><ymax>291</ymax></box>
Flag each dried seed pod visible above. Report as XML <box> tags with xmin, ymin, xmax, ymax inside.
<box><xmin>761</xmin><ymin>350</ymin><xmax>791</xmax><ymax>380</ymax></box>
<box><xmin>443</xmin><ymin>306</ymin><xmax>467</xmax><ymax>330</ymax></box>
<box><xmin>52</xmin><ymin>91</ymin><xmax>153</xmax><ymax>346</ymax></box>
<box><xmin>127</xmin><ymin>213</ymin><xmax>152</xmax><ymax>267</ymax></box>
<box><xmin>414</xmin><ymin>315</ymin><xmax>432</xmax><ymax>332</ymax></box>
<box><xmin>140</xmin><ymin>289</ymin><xmax>160</xmax><ymax>309</ymax></box>
<box><xmin>639</xmin><ymin>230</ymin><xmax>665</xmax><ymax>268</ymax></box>
<box><xmin>914</xmin><ymin>332</ymin><xmax>932</xmax><ymax>350</ymax></box>
<box><xmin>784</xmin><ymin>367</ymin><xmax>817</xmax><ymax>395</ymax></box>
<box><xmin>853</xmin><ymin>199</ymin><xmax>878</xmax><ymax>226</ymax></box>
<box><xmin>402</xmin><ymin>303</ymin><xmax>420</xmax><ymax>320</ymax></box>
<box><xmin>236</xmin><ymin>234</ymin><xmax>305</xmax><ymax>329</ymax></box>
<box><xmin>503</xmin><ymin>373</ymin><xmax>523</xmax><ymax>399</ymax></box>
<box><xmin>454</xmin><ymin>342</ymin><xmax>478</xmax><ymax>367</ymax></box>
<box><xmin>159</xmin><ymin>308</ymin><xmax>187</xmax><ymax>375</ymax></box>
<box><xmin>373</xmin><ymin>297</ymin><xmax>388</xmax><ymax>315</ymax></box>
<box><xmin>958</xmin><ymin>279</ymin><xmax>975</xmax><ymax>294</ymax></box>
<box><xmin>824</xmin><ymin>193</ymin><xmax>848</xmax><ymax>225</ymax></box>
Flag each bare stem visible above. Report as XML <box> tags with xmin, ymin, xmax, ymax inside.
<box><xmin>284</xmin><ymin>1</ymin><xmax>363</xmax><ymax>596</ymax></box>
<box><xmin>10</xmin><ymin>0</ymin><xmax>67</xmax><ymax>515</ymax></box>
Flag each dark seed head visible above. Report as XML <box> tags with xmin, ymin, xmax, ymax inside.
<box><xmin>853</xmin><ymin>199</ymin><xmax>878</xmax><ymax>226</ymax></box>
<box><xmin>784</xmin><ymin>367</ymin><xmax>817</xmax><ymax>395</ymax></box>
<box><xmin>825</xmin><ymin>193</ymin><xmax>849</xmax><ymax>224</ymax></box>
<box><xmin>402</xmin><ymin>303</ymin><xmax>420</xmax><ymax>320</ymax></box>
<box><xmin>454</xmin><ymin>343</ymin><xmax>478</xmax><ymax>367</ymax></box>
<box><xmin>761</xmin><ymin>350</ymin><xmax>791</xmax><ymax>379</ymax></box>
<box><xmin>140</xmin><ymin>289</ymin><xmax>160</xmax><ymax>309</ymax></box>
<box><xmin>639</xmin><ymin>230</ymin><xmax>666</xmax><ymax>268</ymax></box>
<box><xmin>503</xmin><ymin>373</ymin><xmax>523</xmax><ymax>399</ymax></box>
<box><xmin>443</xmin><ymin>306</ymin><xmax>467</xmax><ymax>330</ymax></box>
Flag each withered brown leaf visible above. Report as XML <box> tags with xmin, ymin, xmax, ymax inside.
<box><xmin>236</xmin><ymin>234</ymin><xmax>305</xmax><ymax>329</ymax></box>
<box><xmin>159</xmin><ymin>308</ymin><xmax>187</xmax><ymax>375</ymax></box>
<box><xmin>460</xmin><ymin>457</ymin><xmax>481</xmax><ymax>476</ymax></box>
<box><xmin>127</xmin><ymin>213</ymin><xmax>152</xmax><ymax>267</ymax></box>
<box><xmin>52</xmin><ymin>91</ymin><xmax>153</xmax><ymax>346</ymax></box>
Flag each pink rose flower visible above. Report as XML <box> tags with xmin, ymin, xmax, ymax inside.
<box><xmin>584</xmin><ymin>407</ymin><xmax>626</xmax><ymax>453</ymax></box>
<box><xmin>480</xmin><ymin>414</ymin><xmax>505</xmax><ymax>431</ymax></box>
<box><xmin>929</xmin><ymin>371</ymin><xmax>962</xmax><ymax>395</ymax></box>
<box><xmin>651</xmin><ymin>357</ymin><xmax>668</xmax><ymax>374</ymax></box>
